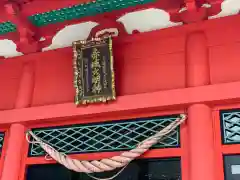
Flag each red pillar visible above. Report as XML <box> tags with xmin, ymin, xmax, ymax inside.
<box><xmin>186</xmin><ymin>31</ymin><xmax>210</xmax><ymax>87</ymax></box>
<box><xmin>15</xmin><ymin>62</ymin><xmax>35</xmax><ymax>108</ymax></box>
<box><xmin>186</xmin><ymin>32</ymin><xmax>215</xmax><ymax>180</ymax></box>
<box><xmin>1</xmin><ymin>62</ymin><xmax>34</xmax><ymax>180</ymax></box>
<box><xmin>1</xmin><ymin>124</ymin><xmax>25</xmax><ymax>180</ymax></box>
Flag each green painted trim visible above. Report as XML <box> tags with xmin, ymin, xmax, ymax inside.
<box><xmin>0</xmin><ymin>0</ymin><xmax>155</xmax><ymax>35</ymax></box>
<box><xmin>0</xmin><ymin>21</ymin><xmax>17</xmax><ymax>35</ymax></box>
<box><xmin>29</xmin><ymin>0</ymin><xmax>156</xmax><ymax>27</ymax></box>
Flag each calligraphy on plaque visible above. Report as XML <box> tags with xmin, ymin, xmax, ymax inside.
<box><xmin>73</xmin><ymin>37</ymin><xmax>116</xmax><ymax>105</ymax></box>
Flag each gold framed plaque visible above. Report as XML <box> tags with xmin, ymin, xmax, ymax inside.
<box><xmin>73</xmin><ymin>37</ymin><xmax>116</xmax><ymax>105</ymax></box>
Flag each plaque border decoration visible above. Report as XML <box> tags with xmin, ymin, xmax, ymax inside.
<box><xmin>73</xmin><ymin>37</ymin><xmax>116</xmax><ymax>105</ymax></box>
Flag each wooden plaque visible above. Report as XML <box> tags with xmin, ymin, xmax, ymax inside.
<box><xmin>73</xmin><ymin>37</ymin><xmax>116</xmax><ymax>105</ymax></box>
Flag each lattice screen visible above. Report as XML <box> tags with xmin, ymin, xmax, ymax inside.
<box><xmin>0</xmin><ymin>132</ymin><xmax>5</xmax><ymax>155</ymax></box>
<box><xmin>28</xmin><ymin>115</ymin><xmax>180</xmax><ymax>157</ymax></box>
<box><xmin>220</xmin><ymin>109</ymin><xmax>240</xmax><ymax>144</ymax></box>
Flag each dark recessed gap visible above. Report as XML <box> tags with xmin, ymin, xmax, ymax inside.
<box><xmin>26</xmin><ymin>158</ymin><xmax>181</xmax><ymax>180</ymax></box>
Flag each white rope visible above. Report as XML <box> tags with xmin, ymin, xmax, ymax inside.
<box><xmin>26</xmin><ymin>114</ymin><xmax>187</xmax><ymax>180</ymax></box>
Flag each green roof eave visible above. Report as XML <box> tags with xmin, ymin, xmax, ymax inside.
<box><xmin>0</xmin><ymin>21</ymin><xmax>17</xmax><ymax>35</ymax></box>
<box><xmin>28</xmin><ymin>0</ymin><xmax>155</xmax><ymax>27</ymax></box>
<box><xmin>0</xmin><ymin>0</ymin><xmax>155</xmax><ymax>35</ymax></box>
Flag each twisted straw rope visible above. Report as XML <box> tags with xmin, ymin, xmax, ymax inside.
<box><xmin>27</xmin><ymin>114</ymin><xmax>186</xmax><ymax>175</ymax></box>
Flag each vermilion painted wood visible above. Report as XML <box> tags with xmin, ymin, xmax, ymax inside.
<box><xmin>24</xmin><ymin>110</ymin><xmax>185</xmax><ymax>129</ymax></box>
<box><xmin>2</xmin><ymin>81</ymin><xmax>240</xmax><ymax>125</ymax></box>
<box><xmin>222</xmin><ymin>145</ymin><xmax>240</xmax><ymax>154</ymax></box>
<box><xmin>180</xmin><ymin>120</ymin><xmax>189</xmax><ymax>180</ymax></box>
<box><xmin>1</xmin><ymin>124</ymin><xmax>26</xmax><ymax>180</ymax></box>
<box><xmin>18</xmin><ymin>0</ymin><xmax>181</xmax><ymax>18</ymax></box>
<box><xmin>18</xmin><ymin>130</ymin><xmax>33</xmax><ymax>180</ymax></box>
<box><xmin>14</xmin><ymin>62</ymin><xmax>35</xmax><ymax>108</ymax></box>
<box><xmin>0</xmin><ymin>130</ymin><xmax>9</xmax><ymax>179</ymax></box>
<box><xmin>186</xmin><ymin>31</ymin><xmax>215</xmax><ymax>180</ymax></box>
<box><xmin>212</xmin><ymin>109</ymin><xmax>240</xmax><ymax>180</ymax></box>
<box><xmin>212</xmin><ymin>106</ymin><xmax>240</xmax><ymax>180</ymax></box>
<box><xmin>0</xmin><ymin>60</ymin><xmax>23</xmax><ymax>110</ymax></box>
<box><xmin>0</xmin><ymin>61</ymin><xmax>35</xmax><ymax>180</ymax></box>
<box><xmin>0</xmin><ymin>15</ymin><xmax>240</xmax><ymax>110</ymax></box>
<box><xmin>0</xmin><ymin>0</ymin><xmax>223</xmax><ymax>47</ymax></box>
<box><xmin>0</xmin><ymin>0</ymin><xmax>95</xmax><ymax>22</ymax></box>
<box><xmin>0</xmin><ymin>16</ymin><xmax>240</xmax><ymax>109</ymax></box>
<box><xmin>186</xmin><ymin>32</ymin><xmax>210</xmax><ymax>87</ymax></box>
<box><xmin>20</xmin><ymin>110</ymin><xmax>186</xmax><ymax>179</ymax></box>
<box><xmin>21</xmin><ymin>0</ymin><xmax>94</xmax><ymax>15</ymax></box>
<box><xmin>188</xmin><ymin>104</ymin><xmax>215</xmax><ymax>180</ymax></box>
<box><xmin>0</xmin><ymin>12</ymin><xmax>240</xmax><ymax>180</ymax></box>
<box><xmin>212</xmin><ymin>110</ymin><xmax>225</xmax><ymax>180</ymax></box>
<box><xmin>25</xmin><ymin>148</ymin><xmax>182</xmax><ymax>165</ymax></box>
<box><xmin>0</xmin><ymin>0</ymin><xmax>186</xmax><ymax>52</ymax></box>
<box><xmin>214</xmin><ymin>103</ymin><xmax>240</xmax><ymax>111</ymax></box>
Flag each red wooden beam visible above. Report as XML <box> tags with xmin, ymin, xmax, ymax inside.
<box><xmin>1</xmin><ymin>81</ymin><xmax>240</xmax><ymax>125</ymax></box>
<box><xmin>25</xmin><ymin>148</ymin><xmax>182</xmax><ymax>165</ymax></box>
<box><xmin>222</xmin><ymin>145</ymin><xmax>240</xmax><ymax>154</ymax></box>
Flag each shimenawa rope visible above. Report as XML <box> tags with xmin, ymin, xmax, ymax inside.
<box><xmin>26</xmin><ymin>114</ymin><xmax>187</xmax><ymax>180</ymax></box>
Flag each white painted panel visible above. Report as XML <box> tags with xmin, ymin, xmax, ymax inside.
<box><xmin>0</xmin><ymin>39</ymin><xmax>23</xmax><ymax>58</ymax></box>
<box><xmin>42</xmin><ymin>21</ymin><xmax>98</xmax><ymax>51</ymax></box>
<box><xmin>117</xmin><ymin>8</ymin><xmax>182</xmax><ymax>34</ymax></box>
<box><xmin>210</xmin><ymin>0</ymin><xmax>240</xmax><ymax>19</ymax></box>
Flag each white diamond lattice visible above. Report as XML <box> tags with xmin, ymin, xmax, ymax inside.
<box><xmin>29</xmin><ymin>116</ymin><xmax>180</xmax><ymax>156</ymax></box>
<box><xmin>0</xmin><ymin>133</ymin><xmax>4</xmax><ymax>154</ymax></box>
<box><xmin>221</xmin><ymin>110</ymin><xmax>240</xmax><ymax>144</ymax></box>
